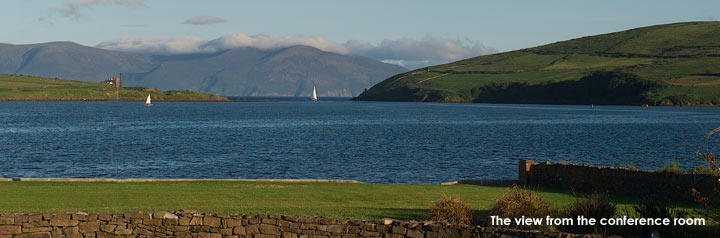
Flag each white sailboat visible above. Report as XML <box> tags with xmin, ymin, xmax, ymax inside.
<box><xmin>145</xmin><ymin>94</ymin><xmax>152</xmax><ymax>106</ymax></box>
<box><xmin>310</xmin><ymin>87</ymin><xmax>318</xmax><ymax>102</ymax></box>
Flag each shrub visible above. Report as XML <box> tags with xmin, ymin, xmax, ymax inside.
<box><xmin>693</xmin><ymin>126</ymin><xmax>720</xmax><ymax>221</ymax></box>
<box><xmin>692</xmin><ymin>152</ymin><xmax>720</xmax><ymax>221</ymax></box>
<box><xmin>559</xmin><ymin>192</ymin><xmax>616</xmax><ymax>234</ymax></box>
<box><xmin>487</xmin><ymin>186</ymin><xmax>553</xmax><ymax>230</ymax></box>
<box><xmin>628</xmin><ymin>201</ymin><xmax>689</xmax><ymax>237</ymax></box>
<box><xmin>658</xmin><ymin>159</ymin><xmax>684</xmax><ymax>174</ymax></box>
<box><xmin>429</xmin><ymin>195</ymin><xmax>473</xmax><ymax>226</ymax></box>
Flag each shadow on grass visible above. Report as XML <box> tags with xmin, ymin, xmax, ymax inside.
<box><xmin>358</xmin><ymin>207</ymin><xmax>428</xmax><ymax>221</ymax></box>
<box><xmin>357</xmin><ymin>207</ymin><xmax>491</xmax><ymax>226</ymax></box>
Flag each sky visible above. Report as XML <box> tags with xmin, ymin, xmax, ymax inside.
<box><xmin>4</xmin><ymin>0</ymin><xmax>720</xmax><ymax>69</ymax></box>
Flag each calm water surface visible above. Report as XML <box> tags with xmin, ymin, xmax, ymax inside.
<box><xmin>1</xmin><ymin>99</ymin><xmax>719</xmax><ymax>183</ymax></box>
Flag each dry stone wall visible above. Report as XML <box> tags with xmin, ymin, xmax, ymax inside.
<box><xmin>520</xmin><ymin>159</ymin><xmax>720</xmax><ymax>203</ymax></box>
<box><xmin>0</xmin><ymin>211</ymin><xmax>602</xmax><ymax>238</ymax></box>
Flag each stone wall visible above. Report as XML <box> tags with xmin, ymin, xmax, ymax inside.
<box><xmin>519</xmin><ymin>159</ymin><xmax>720</xmax><ymax>203</ymax></box>
<box><xmin>0</xmin><ymin>211</ymin><xmax>600</xmax><ymax>238</ymax></box>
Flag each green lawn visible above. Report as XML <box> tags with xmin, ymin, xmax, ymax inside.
<box><xmin>0</xmin><ymin>181</ymin><xmax>701</xmax><ymax>224</ymax></box>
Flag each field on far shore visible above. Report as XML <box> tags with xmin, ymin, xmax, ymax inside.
<box><xmin>0</xmin><ymin>181</ymin><xmax>702</xmax><ymax>224</ymax></box>
<box><xmin>0</xmin><ymin>74</ymin><xmax>227</xmax><ymax>101</ymax></box>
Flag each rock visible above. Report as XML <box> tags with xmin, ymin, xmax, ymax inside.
<box><xmin>78</xmin><ymin>220</ymin><xmax>100</xmax><ymax>233</ymax></box>
<box><xmin>27</xmin><ymin>215</ymin><xmax>42</xmax><ymax>223</ymax></box>
<box><xmin>15</xmin><ymin>232</ymin><xmax>51</xmax><ymax>238</ymax></box>
<box><xmin>0</xmin><ymin>217</ymin><xmax>14</xmax><ymax>225</ymax></box>
<box><xmin>246</xmin><ymin>224</ymin><xmax>259</xmax><ymax>234</ymax></box>
<box><xmin>100</xmin><ymin>224</ymin><xmax>117</xmax><ymax>232</ymax></box>
<box><xmin>327</xmin><ymin>225</ymin><xmax>344</xmax><ymax>233</ymax></box>
<box><xmin>51</xmin><ymin>214</ymin><xmax>71</xmax><ymax>220</ymax></box>
<box><xmin>261</xmin><ymin>217</ymin><xmax>277</xmax><ymax>225</ymax></box>
<box><xmin>0</xmin><ymin>225</ymin><xmax>22</xmax><ymax>235</ymax></box>
<box><xmin>133</xmin><ymin>228</ymin><xmax>154</xmax><ymax>236</ymax></box>
<box><xmin>233</xmin><ymin>226</ymin><xmax>246</xmax><ymax>235</ymax></box>
<box><xmin>407</xmin><ymin>229</ymin><xmax>424</xmax><ymax>238</ymax></box>
<box><xmin>197</xmin><ymin>232</ymin><xmax>221</xmax><ymax>238</ymax></box>
<box><xmin>72</xmin><ymin>212</ymin><xmax>88</xmax><ymax>221</ymax></box>
<box><xmin>224</xmin><ymin>218</ymin><xmax>241</xmax><ymax>228</ymax></box>
<box><xmin>49</xmin><ymin>220</ymin><xmax>79</xmax><ymax>227</ymax></box>
<box><xmin>13</xmin><ymin>215</ymin><xmax>29</xmax><ymax>224</ymax></box>
<box><xmin>178</xmin><ymin>217</ymin><xmax>191</xmax><ymax>226</ymax></box>
<box><xmin>123</xmin><ymin>212</ymin><xmax>150</xmax><ymax>219</ymax></box>
<box><xmin>22</xmin><ymin>227</ymin><xmax>52</xmax><ymax>233</ymax></box>
<box><xmin>97</xmin><ymin>214</ymin><xmax>112</xmax><ymax>221</ymax></box>
<box><xmin>189</xmin><ymin>217</ymin><xmax>202</xmax><ymax>226</ymax></box>
<box><xmin>113</xmin><ymin>228</ymin><xmax>133</xmax><ymax>235</ymax></box>
<box><xmin>62</xmin><ymin>226</ymin><xmax>79</xmax><ymax>234</ymax></box>
<box><xmin>259</xmin><ymin>224</ymin><xmax>280</xmax><ymax>235</ymax></box>
<box><xmin>203</xmin><ymin>217</ymin><xmax>221</xmax><ymax>227</ymax></box>
<box><xmin>391</xmin><ymin>226</ymin><xmax>406</xmax><ymax>234</ymax></box>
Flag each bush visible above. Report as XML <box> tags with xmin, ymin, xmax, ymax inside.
<box><xmin>429</xmin><ymin>195</ymin><xmax>473</xmax><ymax>226</ymax></box>
<box><xmin>487</xmin><ymin>186</ymin><xmax>553</xmax><ymax>230</ymax></box>
<box><xmin>658</xmin><ymin>159</ymin><xmax>684</xmax><ymax>174</ymax></box>
<box><xmin>693</xmin><ymin>126</ymin><xmax>720</xmax><ymax>221</ymax></box>
<box><xmin>692</xmin><ymin>152</ymin><xmax>720</xmax><ymax>221</ymax></box>
<box><xmin>559</xmin><ymin>192</ymin><xmax>616</xmax><ymax>234</ymax></box>
<box><xmin>629</xmin><ymin>201</ymin><xmax>689</xmax><ymax>237</ymax></box>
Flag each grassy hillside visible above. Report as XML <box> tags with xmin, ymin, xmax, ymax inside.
<box><xmin>354</xmin><ymin>22</ymin><xmax>720</xmax><ymax>105</ymax></box>
<box><xmin>0</xmin><ymin>74</ymin><xmax>228</xmax><ymax>101</ymax></box>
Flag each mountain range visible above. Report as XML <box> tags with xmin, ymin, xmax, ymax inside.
<box><xmin>355</xmin><ymin>21</ymin><xmax>720</xmax><ymax>106</ymax></box>
<box><xmin>0</xmin><ymin>42</ymin><xmax>406</xmax><ymax>97</ymax></box>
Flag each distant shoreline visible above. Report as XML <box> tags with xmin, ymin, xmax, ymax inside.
<box><xmin>0</xmin><ymin>177</ymin><xmax>362</xmax><ymax>183</ymax></box>
<box><xmin>0</xmin><ymin>98</ymin><xmax>229</xmax><ymax>102</ymax></box>
<box><xmin>3</xmin><ymin>97</ymin><xmax>719</xmax><ymax>107</ymax></box>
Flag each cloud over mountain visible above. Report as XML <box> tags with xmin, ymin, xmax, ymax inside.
<box><xmin>97</xmin><ymin>34</ymin><xmax>497</xmax><ymax>69</ymax></box>
<box><xmin>96</xmin><ymin>37</ymin><xmax>212</xmax><ymax>54</ymax></box>
<box><xmin>204</xmin><ymin>34</ymin><xmax>348</xmax><ymax>54</ymax></box>
<box><xmin>344</xmin><ymin>37</ymin><xmax>496</xmax><ymax>69</ymax></box>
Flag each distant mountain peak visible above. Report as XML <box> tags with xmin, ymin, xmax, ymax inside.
<box><xmin>0</xmin><ymin>41</ymin><xmax>407</xmax><ymax>97</ymax></box>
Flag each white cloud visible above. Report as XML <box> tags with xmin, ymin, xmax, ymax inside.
<box><xmin>345</xmin><ymin>37</ymin><xmax>495</xmax><ymax>62</ymax></box>
<box><xmin>96</xmin><ymin>33</ymin><xmax>497</xmax><ymax>68</ymax></box>
<box><xmin>344</xmin><ymin>37</ymin><xmax>497</xmax><ymax>69</ymax></box>
<box><xmin>205</xmin><ymin>33</ymin><xmax>348</xmax><ymax>54</ymax></box>
<box><xmin>96</xmin><ymin>37</ymin><xmax>212</xmax><ymax>54</ymax></box>
<box><xmin>65</xmin><ymin>0</ymin><xmax>144</xmax><ymax>7</ymax></box>
<box><xmin>53</xmin><ymin>4</ymin><xmax>84</xmax><ymax>19</ymax></box>
<box><xmin>182</xmin><ymin>16</ymin><xmax>227</xmax><ymax>25</ymax></box>
<box><xmin>114</xmin><ymin>0</ymin><xmax>144</xmax><ymax>7</ymax></box>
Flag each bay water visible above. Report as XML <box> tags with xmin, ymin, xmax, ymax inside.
<box><xmin>1</xmin><ymin>98</ymin><xmax>719</xmax><ymax>183</ymax></box>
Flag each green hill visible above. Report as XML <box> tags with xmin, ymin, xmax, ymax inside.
<box><xmin>0</xmin><ymin>74</ymin><xmax>228</xmax><ymax>101</ymax></box>
<box><xmin>354</xmin><ymin>21</ymin><xmax>720</xmax><ymax>105</ymax></box>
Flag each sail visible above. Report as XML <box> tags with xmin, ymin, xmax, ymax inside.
<box><xmin>311</xmin><ymin>87</ymin><xmax>317</xmax><ymax>101</ymax></box>
<box><xmin>146</xmin><ymin>94</ymin><xmax>152</xmax><ymax>105</ymax></box>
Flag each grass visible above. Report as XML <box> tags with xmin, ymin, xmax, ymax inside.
<box><xmin>659</xmin><ymin>159</ymin><xmax>685</xmax><ymax>174</ymax></box>
<box><xmin>0</xmin><ymin>181</ymin><xmax>704</xmax><ymax>224</ymax></box>
<box><xmin>0</xmin><ymin>74</ymin><xmax>227</xmax><ymax>101</ymax></box>
<box><xmin>356</xmin><ymin>21</ymin><xmax>720</xmax><ymax>105</ymax></box>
